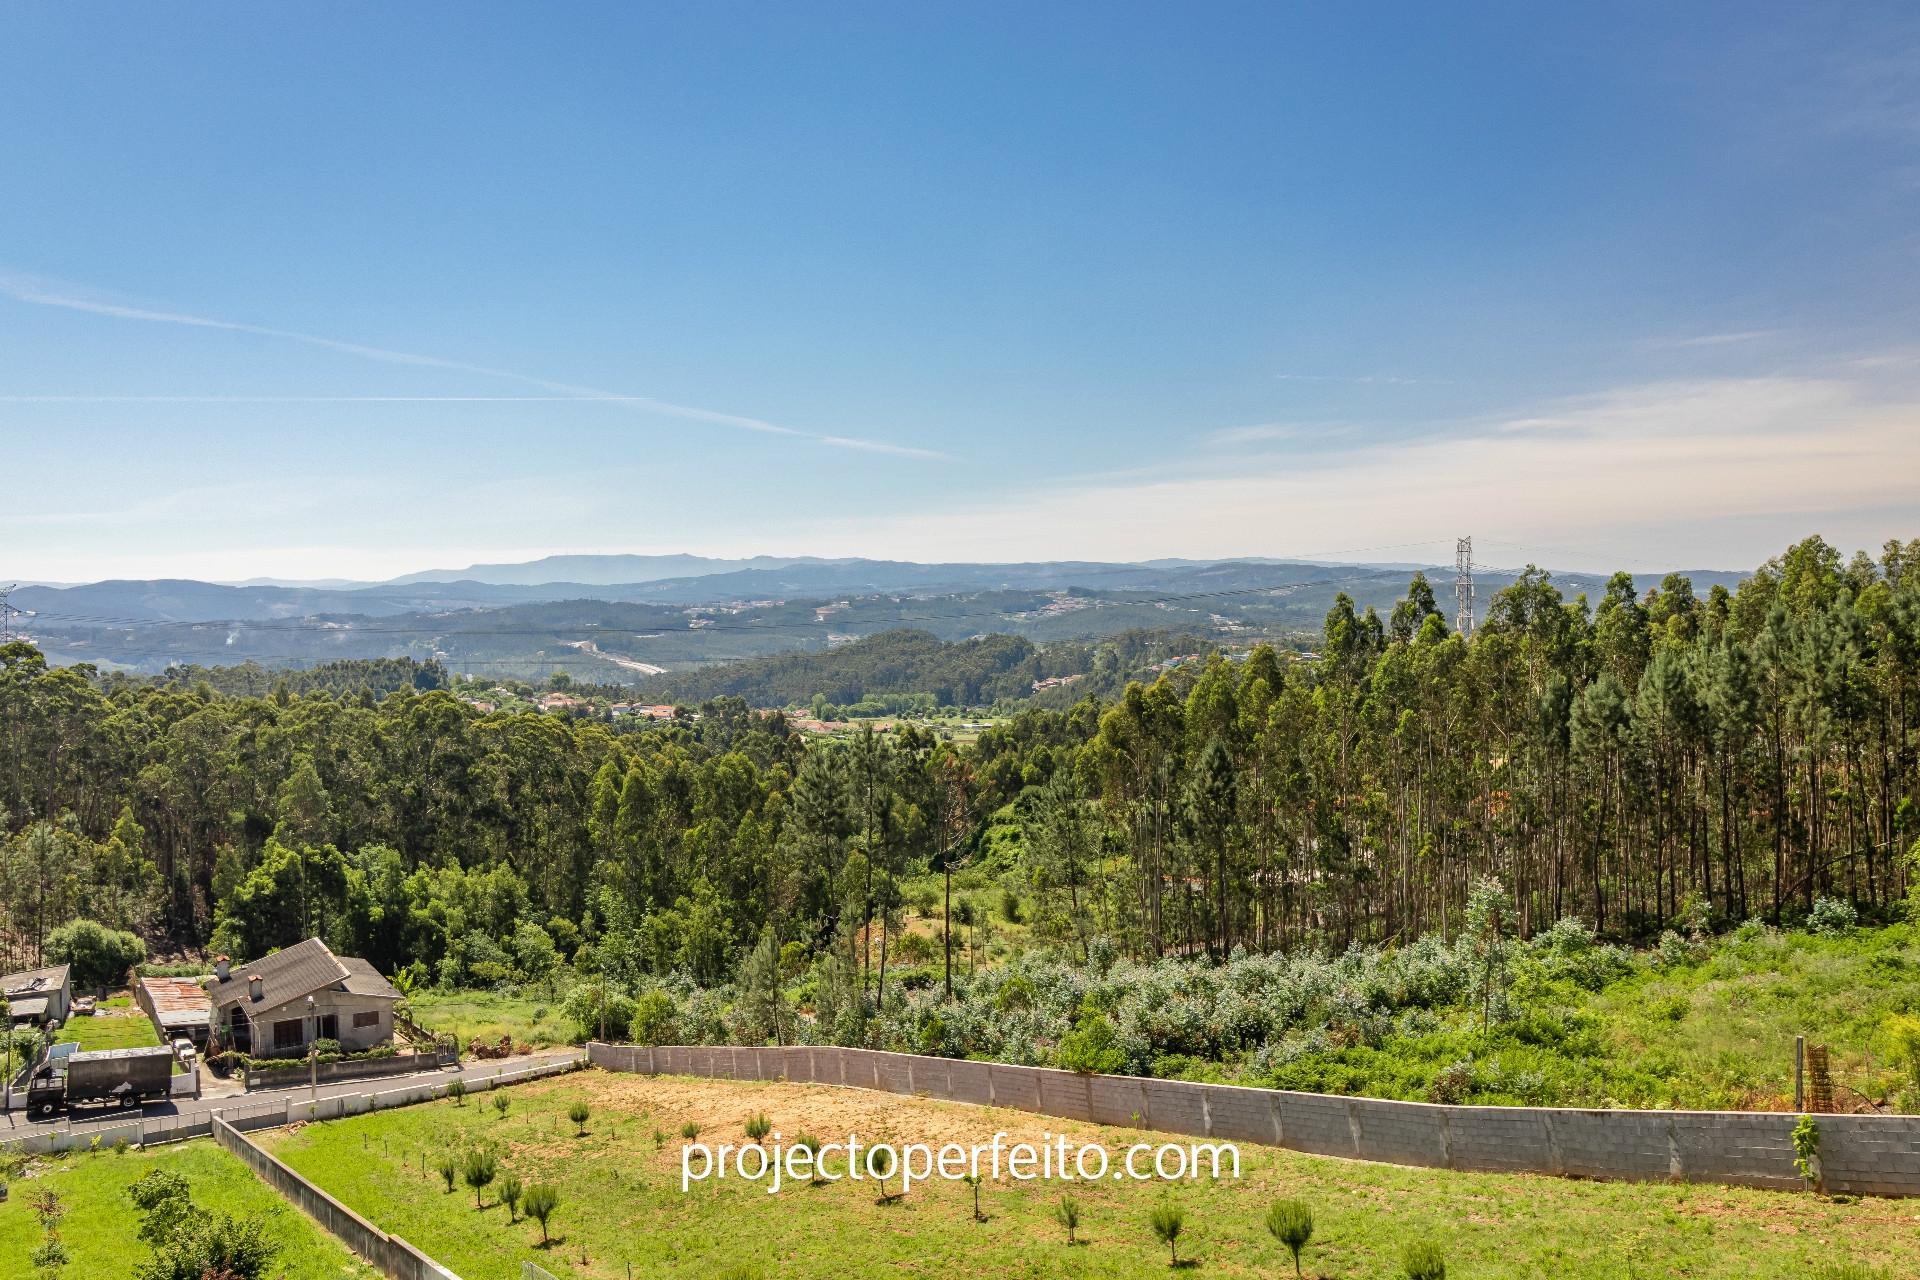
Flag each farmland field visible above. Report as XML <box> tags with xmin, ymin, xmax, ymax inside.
<box><xmin>259</xmin><ymin>1069</ymin><xmax>1918</xmax><ymax>1279</ymax></box>
<box><xmin>408</xmin><ymin>988</ymin><xmax>573</xmax><ymax>1049</ymax></box>
<box><xmin>0</xmin><ymin>1139</ymin><xmax>376</xmax><ymax>1279</ymax></box>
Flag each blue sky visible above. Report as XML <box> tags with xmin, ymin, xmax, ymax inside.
<box><xmin>3</xmin><ymin>2</ymin><xmax>1917</xmax><ymax>582</ymax></box>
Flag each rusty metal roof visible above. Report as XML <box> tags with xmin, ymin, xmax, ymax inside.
<box><xmin>139</xmin><ymin>975</ymin><xmax>212</xmax><ymax>1028</ymax></box>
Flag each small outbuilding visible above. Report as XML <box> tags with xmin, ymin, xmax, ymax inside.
<box><xmin>2</xmin><ymin>963</ymin><xmax>73</xmax><ymax>1027</ymax></box>
<box><xmin>206</xmin><ymin>938</ymin><xmax>400</xmax><ymax>1058</ymax></box>
<box><xmin>135</xmin><ymin>974</ymin><xmax>213</xmax><ymax>1047</ymax></box>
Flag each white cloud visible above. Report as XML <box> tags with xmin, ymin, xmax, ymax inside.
<box><xmin>1641</xmin><ymin>329</ymin><xmax>1786</xmax><ymax>350</ymax></box>
<box><xmin>782</xmin><ymin>373</ymin><xmax>1920</xmax><ymax>571</ymax></box>
<box><xmin>0</xmin><ymin>270</ymin><xmax>950</xmax><ymax>461</ymax></box>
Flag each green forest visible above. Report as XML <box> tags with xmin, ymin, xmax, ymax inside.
<box><xmin>4</xmin><ymin>534</ymin><xmax>1919</xmax><ymax>1104</ymax></box>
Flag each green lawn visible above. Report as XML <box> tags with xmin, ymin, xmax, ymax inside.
<box><xmin>407</xmin><ymin>988</ymin><xmax>574</xmax><ymax>1050</ymax></box>
<box><xmin>259</xmin><ymin>1069</ymin><xmax>1917</xmax><ymax>1280</ymax></box>
<box><xmin>0</xmin><ymin>1140</ymin><xmax>377</xmax><ymax>1279</ymax></box>
<box><xmin>54</xmin><ymin>1011</ymin><xmax>162</xmax><ymax>1052</ymax></box>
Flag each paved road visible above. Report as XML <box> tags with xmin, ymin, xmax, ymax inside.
<box><xmin>1</xmin><ymin>1047</ymin><xmax>584</xmax><ymax>1137</ymax></box>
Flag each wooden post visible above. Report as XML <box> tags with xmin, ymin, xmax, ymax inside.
<box><xmin>1794</xmin><ymin>1035</ymin><xmax>1805</xmax><ymax>1111</ymax></box>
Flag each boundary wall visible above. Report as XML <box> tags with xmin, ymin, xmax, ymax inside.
<box><xmin>588</xmin><ymin>1042</ymin><xmax>1920</xmax><ymax>1197</ymax></box>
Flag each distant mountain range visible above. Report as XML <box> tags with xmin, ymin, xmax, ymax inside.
<box><xmin>9</xmin><ymin>556</ymin><xmax>1512</xmax><ymax>622</ymax></box>
<box><xmin>384</xmin><ymin>553</ymin><xmax>844</xmax><ymax>587</ymax></box>
<box><xmin>6</xmin><ymin>552</ymin><xmax>1751</xmax><ymax>682</ymax></box>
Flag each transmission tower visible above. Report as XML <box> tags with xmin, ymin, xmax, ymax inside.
<box><xmin>1453</xmin><ymin>538</ymin><xmax>1475</xmax><ymax>638</ymax></box>
<box><xmin>0</xmin><ymin>584</ymin><xmax>17</xmax><ymax>643</ymax></box>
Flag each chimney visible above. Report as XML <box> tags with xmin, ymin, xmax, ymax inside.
<box><xmin>248</xmin><ymin>974</ymin><xmax>263</xmax><ymax>1001</ymax></box>
<box><xmin>214</xmin><ymin>955</ymin><xmax>230</xmax><ymax>981</ymax></box>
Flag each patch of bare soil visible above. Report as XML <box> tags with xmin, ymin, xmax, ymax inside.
<box><xmin>517</xmin><ymin>1071</ymin><xmax>1106</xmax><ymax>1151</ymax></box>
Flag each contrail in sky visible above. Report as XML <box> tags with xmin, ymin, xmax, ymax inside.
<box><xmin>0</xmin><ymin>273</ymin><xmax>951</xmax><ymax>461</ymax></box>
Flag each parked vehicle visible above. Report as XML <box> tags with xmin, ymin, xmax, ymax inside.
<box><xmin>24</xmin><ymin>1045</ymin><xmax>174</xmax><ymax>1116</ymax></box>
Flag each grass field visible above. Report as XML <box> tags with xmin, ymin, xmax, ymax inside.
<box><xmin>54</xmin><ymin>1009</ymin><xmax>162</xmax><ymax>1052</ymax></box>
<box><xmin>260</xmin><ymin>1069</ymin><xmax>1917</xmax><ymax>1279</ymax></box>
<box><xmin>408</xmin><ymin>988</ymin><xmax>573</xmax><ymax>1049</ymax></box>
<box><xmin>0</xmin><ymin>1140</ymin><xmax>377</xmax><ymax>1279</ymax></box>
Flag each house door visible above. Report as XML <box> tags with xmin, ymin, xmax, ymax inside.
<box><xmin>320</xmin><ymin>1014</ymin><xmax>339</xmax><ymax>1042</ymax></box>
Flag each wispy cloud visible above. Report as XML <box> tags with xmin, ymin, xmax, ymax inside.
<box><xmin>0</xmin><ymin>271</ymin><xmax>951</xmax><ymax>461</ymax></box>
<box><xmin>1205</xmin><ymin>421</ymin><xmax>1356</xmax><ymax>447</ymax></box>
<box><xmin>1274</xmin><ymin>372</ymin><xmax>1437</xmax><ymax>385</ymax></box>
<box><xmin>789</xmin><ymin>368</ymin><xmax>1920</xmax><ymax>570</ymax></box>
<box><xmin>1642</xmin><ymin>329</ymin><xmax>1786</xmax><ymax>350</ymax></box>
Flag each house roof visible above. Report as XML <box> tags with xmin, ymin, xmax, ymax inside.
<box><xmin>338</xmin><ymin>956</ymin><xmax>401</xmax><ymax>1001</ymax></box>
<box><xmin>8</xmin><ymin>996</ymin><xmax>48</xmax><ymax>1019</ymax></box>
<box><xmin>2</xmin><ymin>964</ymin><xmax>71</xmax><ymax>999</ymax></box>
<box><xmin>139</xmin><ymin>975</ymin><xmax>212</xmax><ymax>1029</ymax></box>
<box><xmin>206</xmin><ymin>937</ymin><xmax>348</xmax><ymax>1010</ymax></box>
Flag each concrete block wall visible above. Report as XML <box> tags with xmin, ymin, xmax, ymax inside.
<box><xmin>587</xmin><ymin>1042</ymin><xmax>1920</xmax><ymax>1197</ymax></box>
<box><xmin>215</xmin><ymin>1118</ymin><xmax>461</xmax><ymax>1280</ymax></box>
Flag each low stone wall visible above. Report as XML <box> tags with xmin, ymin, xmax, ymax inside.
<box><xmin>244</xmin><ymin>1049</ymin><xmax>457</xmax><ymax>1092</ymax></box>
<box><xmin>589</xmin><ymin>1043</ymin><xmax>1920</xmax><ymax>1197</ymax></box>
<box><xmin>215</xmin><ymin>1117</ymin><xmax>461</xmax><ymax>1280</ymax></box>
<box><xmin>1</xmin><ymin>1052</ymin><xmax>583</xmax><ymax>1155</ymax></box>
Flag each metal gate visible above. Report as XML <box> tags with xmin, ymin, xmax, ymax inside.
<box><xmin>521</xmin><ymin>1264</ymin><xmax>560</xmax><ymax>1280</ymax></box>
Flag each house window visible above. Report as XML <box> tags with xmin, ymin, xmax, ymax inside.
<box><xmin>352</xmin><ymin>1010</ymin><xmax>380</xmax><ymax>1029</ymax></box>
<box><xmin>273</xmin><ymin>1019</ymin><xmax>304</xmax><ymax>1049</ymax></box>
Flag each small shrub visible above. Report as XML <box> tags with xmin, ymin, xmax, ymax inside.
<box><xmin>522</xmin><ymin>1182</ymin><xmax>560</xmax><ymax>1244</ymax></box>
<box><xmin>491</xmin><ymin>1093</ymin><xmax>510</xmax><ymax>1119</ymax></box>
<box><xmin>1057</xmin><ymin>1014</ymin><xmax>1127</xmax><ymax>1075</ymax></box>
<box><xmin>30</xmin><ymin>1236</ymin><xmax>71</xmax><ymax>1271</ymax></box>
<box><xmin>1000</xmin><ymin>887</ymin><xmax>1023</xmax><ymax>923</ymax></box>
<box><xmin>436</xmin><ymin>1155</ymin><xmax>457</xmax><ymax>1193</ymax></box>
<box><xmin>1793</xmin><ymin>1114</ymin><xmax>1822</xmax><ymax>1190</ymax></box>
<box><xmin>652</xmin><ymin>1127</ymin><xmax>669</xmax><ymax>1148</ymax></box>
<box><xmin>462</xmin><ymin>1148</ymin><xmax>498</xmax><ymax>1209</ymax></box>
<box><xmin>1053</xmin><ymin>1194</ymin><xmax>1082</xmax><ymax>1244</ymax></box>
<box><xmin>1809</xmin><ymin>897</ymin><xmax>1858</xmax><ymax>936</ymax></box>
<box><xmin>446</xmin><ymin>1079</ymin><xmax>467</xmax><ymax>1106</ymax></box>
<box><xmin>1148</xmin><ymin>1200</ymin><xmax>1185</xmax><ymax>1266</ymax></box>
<box><xmin>1403</xmin><ymin>1240</ymin><xmax>1446</xmax><ymax>1279</ymax></box>
<box><xmin>681</xmin><ymin>1121</ymin><xmax>702</xmax><ymax>1140</ymax></box>
<box><xmin>500</xmin><ymin>1173</ymin><xmax>523</xmax><ymax>1222</ymax></box>
<box><xmin>112</xmin><ymin>1136</ymin><xmax>131</xmax><ymax>1156</ymax></box>
<box><xmin>1884</xmin><ymin>1013</ymin><xmax>1920</xmax><ymax>1096</ymax></box>
<box><xmin>569</xmin><ymin>1101</ymin><xmax>591</xmax><ymax>1135</ymax></box>
<box><xmin>870</xmin><ymin>1145</ymin><xmax>898</xmax><ymax>1201</ymax></box>
<box><xmin>1427</xmin><ymin>1059</ymin><xmax>1474</xmax><ymax>1105</ymax></box>
<box><xmin>1265</xmin><ymin>1199</ymin><xmax>1313</xmax><ymax>1276</ymax></box>
<box><xmin>744</xmin><ymin>1112</ymin><xmax>772</xmax><ymax>1143</ymax></box>
<box><xmin>962</xmin><ymin>1172</ymin><xmax>984</xmax><ymax>1221</ymax></box>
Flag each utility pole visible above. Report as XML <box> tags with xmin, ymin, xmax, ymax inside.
<box><xmin>1453</xmin><ymin>538</ymin><xmax>1475</xmax><ymax>638</ymax></box>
